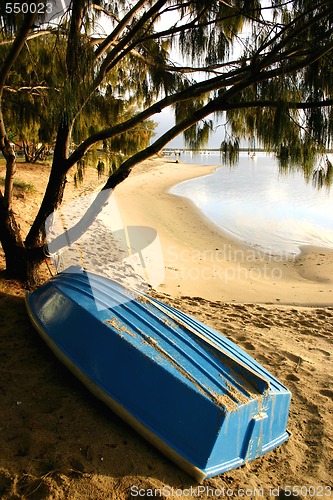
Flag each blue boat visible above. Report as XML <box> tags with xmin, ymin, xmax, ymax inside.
<box><xmin>25</xmin><ymin>267</ymin><xmax>291</xmax><ymax>482</ymax></box>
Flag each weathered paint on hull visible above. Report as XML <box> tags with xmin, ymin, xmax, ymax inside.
<box><xmin>25</xmin><ymin>267</ymin><xmax>291</xmax><ymax>481</ymax></box>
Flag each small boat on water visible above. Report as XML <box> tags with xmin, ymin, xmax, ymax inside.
<box><xmin>25</xmin><ymin>266</ymin><xmax>291</xmax><ymax>482</ymax></box>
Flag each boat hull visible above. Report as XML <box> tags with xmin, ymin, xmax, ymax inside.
<box><xmin>26</xmin><ymin>267</ymin><xmax>290</xmax><ymax>481</ymax></box>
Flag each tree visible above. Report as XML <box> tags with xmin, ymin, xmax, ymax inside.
<box><xmin>0</xmin><ymin>33</ymin><xmax>63</xmax><ymax>162</ymax></box>
<box><xmin>0</xmin><ymin>31</ymin><xmax>154</xmax><ymax>162</ymax></box>
<box><xmin>1</xmin><ymin>0</ymin><xmax>333</xmax><ymax>284</ymax></box>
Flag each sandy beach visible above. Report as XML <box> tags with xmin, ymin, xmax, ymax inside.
<box><xmin>0</xmin><ymin>157</ymin><xmax>332</xmax><ymax>499</ymax></box>
<box><xmin>114</xmin><ymin>157</ymin><xmax>333</xmax><ymax>306</ymax></box>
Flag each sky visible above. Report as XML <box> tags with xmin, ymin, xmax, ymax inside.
<box><xmin>153</xmin><ymin>108</ymin><xmax>226</xmax><ymax>149</ymax></box>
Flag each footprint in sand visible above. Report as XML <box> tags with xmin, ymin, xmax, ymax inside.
<box><xmin>319</xmin><ymin>389</ymin><xmax>333</xmax><ymax>400</ymax></box>
<box><xmin>286</xmin><ymin>373</ymin><xmax>300</xmax><ymax>382</ymax></box>
<box><xmin>252</xmin><ymin>321</ymin><xmax>270</xmax><ymax>329</ymax></box>
<box><xmin>235</xmin><ymin>335</ymin><xmax>247</xmax><ymax>341</ymax></box>
<box><xmin>315</xmin><ymin>348</ymin><xmax>331</xmax><ymax>357</ymax></box>
<box><xmin>316</xmin><ymin>311</ymin><xmax>333</xmax><ymax>319</ymax></box>
<box><xmin>241</xmin><ymin>341</ymin><xmax>256</xmax><ymax>351</ymax></box>
<box><xmin>283</xmin><ymin>352</ymin><xmax>302</xmax><ymax>364</ymax></box>
<box><xmin>299</xmin><ymin>319</ymin><xmax>316</xmax><ymax>328</ymax></box>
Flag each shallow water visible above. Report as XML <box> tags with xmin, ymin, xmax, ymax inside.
<box><xmin>170</xmin><ymin>152</ymin><xmax>333</xmax><ymax>255</ymax></box>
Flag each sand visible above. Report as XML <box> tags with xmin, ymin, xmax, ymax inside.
<box><xmin>114</xmin><ymin>158</ymin><xmax>333</xmax><ymax>306</ymax></box>
<box><xmin>0</xmin><ymin>158</ymin><xmax>332</xmax><ymax>499</ymax></box>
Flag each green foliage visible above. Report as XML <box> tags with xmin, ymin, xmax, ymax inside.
<box><xmin>220</xmin><ymin>138</ymin><xmax>240</xmax><ymax>167</ymax></box>
<box><xmin>175</xmin><ymin>97</ymin><xmax>213</xmax><ymax>149</ymax></box>
<box><xmin>312</xmin><ymin>157</ymin><xmax>333</xmax><ymax>190</ymax></box>
<box><xmin>0</xmin><ymin>176</ymin><xmax>35</xmax><ymax>192</ymax></box>
<box><xmin>183</xmin><ymin>119</ymin><xmax>213</xmax><ymax>150</ymax></box>
<box><xmin>1</xmin><ymin>34</ymin><xmax>66</xmax><ymax>148</ymax></box>
<box><xmin>1</xmin><ymin>25</ymin><xmax>156</xmax><ymax>164</ymax></box>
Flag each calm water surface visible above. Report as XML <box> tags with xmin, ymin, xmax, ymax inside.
<box><xmin>170</xmin><ymin>152</ymin><xmax>333</xmax><ymax>255</ymax></box>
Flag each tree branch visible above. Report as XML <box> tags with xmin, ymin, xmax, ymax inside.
<box><xmin>94</xmin><ymin>0</ymin><xmax>147</xmax><ymax>58</ymax></box>
<box><xmin>66</xmin><ymin>33</ymin><xmax>333</xmax><ymax>171</ymax></box>
<box><xmin>3</xmin><ymin>85</ymin><xmax>60</xmax><ymax>94</ymax></box>
<box><xmin>222</xmin><ymin>98</ymin><xmax>333</xmax><ymax>111</ymax></box>
<box><xmin>253</xmin><ymin>1</ymin><xmax>333</xmax><ymax>69</ymax></box>
<box><xmin>98</xmin><ymin>0</ymin><xmax>168</xmax><ymax>79</ymax></box>
<box><xmin>66</xmin><ymin>66</ymin><xmax>251</xmax><ymax>169</ymax></box>
<box><xmin>0</xmin><ymin>29</ymin><xmax>55</xmax><ymax>45</ymax></box>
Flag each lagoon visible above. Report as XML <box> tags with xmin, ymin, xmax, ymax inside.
<box><xmin>170</xmin><ymin>152</ymin><xmax>333</xmax><ymax>255</ymax></box>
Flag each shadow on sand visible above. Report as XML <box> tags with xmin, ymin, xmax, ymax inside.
<box><xmin>0</xmin><ymin>289</ymin><xmax>197</xmax><ymax>499</ymax></box>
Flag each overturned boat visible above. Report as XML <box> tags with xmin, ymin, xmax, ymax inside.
<box><xmin>25</xmin><ymin>267</ymin><xmax>290</xmax><ymax>481</ymax></box>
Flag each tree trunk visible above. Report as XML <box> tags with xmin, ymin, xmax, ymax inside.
<box><xmin>0</xmin><ymin>136</ymin><xmax>45</xmax><ymax>285</ymax></box>
<box><xmin>22</xmin><ymin>140</ymin><xmax>33</xmax><ymax>163</ymax></box>
<box><xmin>0</xmin><ymin>200</ymin><xmax>45</xmax><ymax>286</ymax></box>
<box><xmin>0</xmin><ymin>145</ymin><xmax>45</xmax><ymax>285</ymax></box>
<box><xmin>0</xmin><ymin>10</ymin><xmax>47</xmax><ymax>284</ymax></box>
<box><xmin>33</xmin><ymin>144</ymin><xmax>46</xmax><ymax>163</ymax></box>
<box><xmin>25</xmin><ymin>116</ymin><xmax>72</xmax><ymax>248</ymax></box>
<box><xmin>4</xmin><ymin>247</ymin><xmax>44</xmax><ymax>285</ymax></box>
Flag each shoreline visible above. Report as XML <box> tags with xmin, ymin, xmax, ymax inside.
<box><xmin>114</xmin><ymin>157</ymin><xmax>333</xmax><ymax>306</ymax></box>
